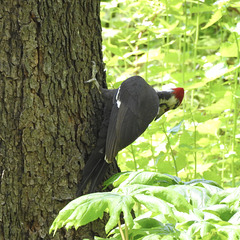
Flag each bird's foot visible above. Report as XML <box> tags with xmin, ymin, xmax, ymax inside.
<box><xmin>85</xmin><ymin>61</ymin><xmax>100</xmax><ymax>92</ymax></box>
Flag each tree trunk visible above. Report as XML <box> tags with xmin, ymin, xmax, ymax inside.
<box><xmin>0</xmin><ymin>1</ymin><xmax>114</xmax><ymax>239</ymax></box>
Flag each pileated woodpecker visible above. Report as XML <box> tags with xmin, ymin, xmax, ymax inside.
<box><xmin>77</xmin><ymin>63</ymin><xmax>184</xmax><ymax>196</ymax></box>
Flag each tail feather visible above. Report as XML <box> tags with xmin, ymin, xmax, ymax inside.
<box><xmin>76</xmin><ymin>148</ymin><xmax>108</xmax><ymax>197</ymax></box>
<box><xmin>88</xmin><ymin>159</ymin><xmax>109</xmax><ymax>193</ymax></box>
<box><xmin>76</xmin><ymin>91</ymin><xmax>118</xmax><ymax>197</ymax></box>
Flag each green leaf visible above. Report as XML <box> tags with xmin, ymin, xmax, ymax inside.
<box><xmin>219</xmin><ymin>42</ymin><xmax>240</xmax><ymax>57</ymax></box>
<box><xmin>134</xmin><ymin>194</ymin><xmax>176</xmax><ymax>223</ymax></box>
<box><xmin>167</xmin><ymin>120</ymin><xmax>183</xmax><ymax>135</ymax></box>
<box><xmin>134</xmin><ymin>217</ymin><xmax>164</xmax><ymax>228</ymax></box>
<box><xmin>200</xmin><ymin>222</ymin><xmax>216</xmax><ymax>238</ymax></box>
<box><xmin>149</xmin><ymin>186</ymin><xmax>193</xmax><ymax>213</ymax></box>
<box><xmin>185</xmin><ymin>179</ymin><xmax>222</xmax><ymax>190</ymax></box>
<box><xmin>104</xmin><ymin>41</ymin><xmax>123</xmax><ymax>57</ymax></box>
<box><xmin>203</xmin><ymin>204</ymin><xmax>234</xmax><ymax>222</ymax></box>
<box><xmin>204</xmin><ymin>91</ymin><xmax>232</xmax><ymax>114</ymax></box>
<box><xmin>202</xmin><ymin>9</ymin><xmax>223</xmax><ymax>30</ymax></box>
<box><xmin>228</xmin><ymin>211</ymin><xmax>240</xmax><ymax>225</ymax></box>
<box><xmin>118</xmin><ymin>171</ymin><xmax>180</xmax><ymax>188</ymax></box>
<box><xmin>49</xmin><ymin>192</ymin><xmax>134</xmax><ymax>235</ymax></box>
<box><xmin>141</xmin><ymin>234</ymin><xmax>163</xmax><ymax>240</ymax></box>
<box><xmin>221</xmin><ymin>186</ymin><xmax>240</xmax><ymax>211</ymax></box>
<box><xmin>168</xmin><ymin>185</ymin><xmax>211</xmax><ymax>208</ymax></box>
<box><xmin>187</xmin><ymin>63</ymin><xmax>240</xmax><ymax>90</ymax></box>
<box><xmin>217</xmin><ymin>225</ymin><xmax>240</xmax><ymax>239</ymax></box>
<box><xmin>207</xmin><ymin>188</ymin><xmax>234</xmax><ymax>206</ymax></box>
<box><xmin>103</xmin><ymin>171</ymin><xmax>131</xmax><ymax>189</ymax></box>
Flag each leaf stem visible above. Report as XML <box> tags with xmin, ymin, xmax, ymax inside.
<box><xmin>230</xmin><ymin>31</ymin><xmax>240</xmax><ymax>187</ymax></box>
<box><xmin>125</xmin><ymin>223</ymin><xmax>129</xmax><ymax>240</ymax></box>
<box><xmin>130</xmin><ymin>144</ymin><xmax>137</xmax><ymax>171</ymax></box>
<box><xmin>190</xmin><ymin>110</ymin><xmax>197</xmax><ymax>178</ymax></box>
<box><xmin>162</xmin><ymin>123</ymin><xmax>178</xmax><ymax>177</ymax></box>
<box><xmin>118</xmin><ymin>221</ymin><xmax>125</xmax><ymax>240</ymax></box>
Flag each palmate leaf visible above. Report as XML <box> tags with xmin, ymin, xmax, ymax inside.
<box><xmin>207</xmin><ymin>188</ymin><xmax>234</xmax><ymax>206</ymax></box>
<box><xmin>116</xmin><ymin>184</ymin><xmax>192</xmax><ymax>213</ymax></box>
<box><xmin>168</xmin><ymin>184</ymin><xmax>217</xmax><ymax>209</ymax></box>
<box><xmin>117</xmin><ymin>171</ymin><xmax>180</xmax><ymax>187</ymax></box>
<box><xmin>185</xmin><ymin>179</ymin><xmax>222</xmax><ymax>189</ymax></box>
<box><xmin>49</xmin><ymin>192</ymin><xmax>134</xmax><ymax>235</ymax></box>
<box><xmin>134</xmin><ymin>194</ymin><xmax>176</xmax><ymax>221</ymax></box>
<box><xmin>203</xmin><ymin>204</ymin><xmax>234</xmax><ymax>222</ymax></box>
<box><xmin>104</xmin><ymin>171</ymin><xmax>180</xmax><ymax>190</ymax></box>
<box><xmin>217</xmin><ymin>225</ymin><xmax>240</xmax><ymax>239</ymax></box>
<box><xmin>221</xmin><ymin>186</ymin><xmax>240</xmax><ymax>210</ymax></box>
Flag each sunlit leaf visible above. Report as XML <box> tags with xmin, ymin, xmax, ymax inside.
<box><xmin>203</xmin><ymin>204</ymin><xmax>234</xmax><ymax>222</ymax></box>
<box><xmin>196</xmin><ymin>119</ymin><xmax>221</xmax><ymax>135</ymax></box>
<box><xmin>167</xmin><ymin>120</ymin><xmax>183</xmax><ymax>135</ymax></box>
<box><xmin>219</xmin><ymin>42</ymin><xmax>240</xmax><ymax>57</ymax></box>
<box><xmin>134</xmin><ymin>194</ymin><xmax>176</xmax><ymax>222</ymax></box>
<box><xmin>117</xmin><ymin>171</ymin><xmax>180</xmax><ymax>187</ymax></box>
<box><xmin>202</xmin><ymin>9</ymin><xmax>223</xmax><ymax>30</ymax></box>
<box><xmin>49</xmin><ymin>192</ymin><xmax>134</xmax><ymax>234</ymax></box>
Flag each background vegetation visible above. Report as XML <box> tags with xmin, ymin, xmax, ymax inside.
<box><xmin>101</xmin><ymin>0</ymin><xmax>240</xmax><ymax>188</ymax></box>
<box><xmin>50</xmin><ymin>1</ymin><xmax>240</xmax><ymax>239</ymax></box>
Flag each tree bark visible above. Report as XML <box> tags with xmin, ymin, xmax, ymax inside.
<box><xmin>0</xmin><ymin>1</ymin><xmax>114</xmax><ymax>239</ymax></box>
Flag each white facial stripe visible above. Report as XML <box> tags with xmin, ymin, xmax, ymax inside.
<box><xmin>159</xmin><ymin>95</ymin><xmax>178</xmax><ymax>109</ymax></box>
<box><xmin>167</xmin><ymin>95</ymin><xmax>177</xmax><ymax>108</ymax></box>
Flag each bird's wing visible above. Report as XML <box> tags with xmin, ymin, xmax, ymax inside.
<box><xmin>105</xmin><ymin>76</ymin><xmax>159</xmax><ymax>163</ymax></box>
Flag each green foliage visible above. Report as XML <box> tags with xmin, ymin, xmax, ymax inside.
<box><xmin>50</xmin><ymin>192</ymin><xmax>134</xmax><ymax>234</ymax></box>
<box><xmin>50</xmin><ymin>0</ymin><xmax>240</xmax><ymax>238</ymax></box>
<box><xmin>101</xmin><ymin>0</ymin><xmax>240</xmax><ymax>187</ymax></box>
<box><xmin>50</xmin><ymin>171</ymin><xmax>240</xmax><ymax>239</ymax></box>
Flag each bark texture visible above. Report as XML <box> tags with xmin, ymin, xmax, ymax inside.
<box><xmin>0</xmin><ymin>1</ymin><xmax>113</xmax><ymax>239</ymax></box>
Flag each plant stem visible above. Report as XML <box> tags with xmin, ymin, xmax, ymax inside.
<box><xmin>118</xmin><ymin>221</ymin><xmax>125</xmax><ymax>240</ymax></box>
<box><xmin>130</xmin><ymin>144</ymin><xmax>137</xmax><ymax>171</ymax></box>
<box><xmin>190</xmin><ymin>110</ymin><xmax>197</xmax><ymax>178</ymax></box>
<box><xmin>230</xmin><ymin>31</ymin><xmax>240</xmax><ymax>187</ymax></box>
<box><xmin>182</xmin><ymin>0</ymin><xmax>187</xmax><ymax>84</ymax></box>
<box><xmin>125</xmin><ymin>223</ymin><xmax>129</xmax><ymax>240</ymax></box>
<box><xmin>162</xmin><ymin>123</ymin><xmax>178</xmax><ymax>176</ymax></box>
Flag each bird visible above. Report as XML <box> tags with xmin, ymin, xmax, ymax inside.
<box><xmin>76</xmin><ymin>62</ymin><xmax>184</xmax><ymax>196</ymax></box>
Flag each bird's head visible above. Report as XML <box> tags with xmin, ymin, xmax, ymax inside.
<box><xmin>156</xmin><ymin>87</ymin><xmax>184</xmax><ymax>119</ymax></box>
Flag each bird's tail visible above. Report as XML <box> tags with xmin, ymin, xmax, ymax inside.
<box><xmin>76</xmin><ymin>148</ymin><xmax>109</xmax><ymax>197</ymax></box>
<box><xmin>76</xmin><ymin>103</ymin><xmax>120</xmax><ymax>197</ymax></box>
<box><xmin>76</xmin><ymin>93</ymin><xmax>121</xmax><ymax>197</ymax></box>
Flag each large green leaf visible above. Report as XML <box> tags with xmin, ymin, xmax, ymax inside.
<box><xmin>221</xmin><ymin>186</ymin><xmax>240</xmax><ymax>211</ymax></box>
<box><xmin>134</xmin><ymin>194</ymin><xmax>176</xmax><ymax>223</ymax></box>
<box><xmin>217</xmin><ymin>225</ymin><xmax>240</xmax><ymax>239</ymax></box>
<box><xmin>117</xmin><ymin>171</ymin><xmax>180</xmax><ymax>187</ymax></box>
<box><xmin>49</xmin><ymin>192</ymin><xmax>135</xmax><ymax>235</ymax></box>
<box><xmin>203</xmin><ymin>204</ymin><xmax>235</xmax><ymax>222</ymax></box>
<box><xmin>168</xmin><ymin>185</ymin><xmax>211</xmax><ymax>209</ymax></box>
<box><xmin>207</xmin><ymin>188</ymin><xmax>234</xmax><ymax>206</ymax></box>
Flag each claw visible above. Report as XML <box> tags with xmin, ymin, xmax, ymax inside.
<box><xmin>85</xmin><ymin>61</ymin><xmax>100</xmax><ymax>92</ymax></box>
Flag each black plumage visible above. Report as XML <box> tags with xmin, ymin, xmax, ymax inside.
<box><xmin>77</xmin><ymin>75</ymin><xmax>184</xmax><ymax>196</ymax></box>
<box><xmin>105</xmin><ymin>76</ymin><xmax>159</xmax><ymax>163</ymax></box>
